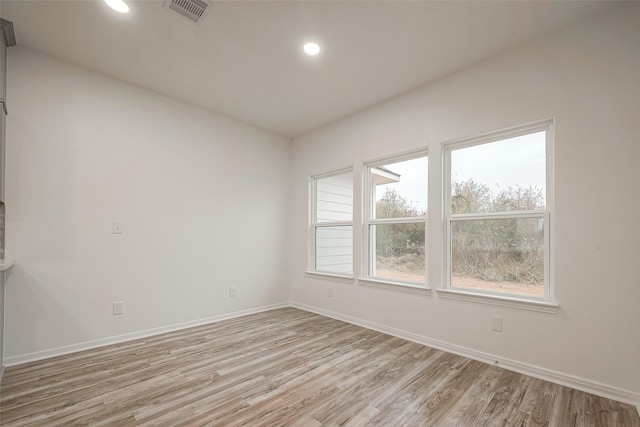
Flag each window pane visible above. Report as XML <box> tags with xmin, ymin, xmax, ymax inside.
<box><xmin>450</xmin><ymin>132</ymin><xmax>546</xmax><ymax>214</ymax></box>
<box><xmin>372</xmin><ymin>156</ymin><xmax>427</xmax><ymax>219</ymax></box>
<box><xmin>451</xmin><ymin>217</ymin><xmax>544</xmax><ymax>297</ymax></box>
<box><xmin>316</xmin><ymin>226</ymin><xmax>353</xmax><ymax>274</ymax></box>
<box><xmin>369</xmin><ymin>223</ymin><xmax>425</xmax><ymax>283</ymax></box>
<box><xmin>316</xmin><ymin>172</ymin><xmax>353</xmax><ymax>223</ymax></box>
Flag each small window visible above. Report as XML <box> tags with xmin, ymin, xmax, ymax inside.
<box><xmin>311</xmin><ymin>170</ymin><xmax>353</xmax><ymax>275</ymax></box>
<box><xmin>365</xmin><ymin>153</ymin><xmax>428</xmax><ymax>285</ymax></box>
<box><xmin>445</xmin><ymin>122</ymin><xmax>552</xmax><ymax>300</ymax></box>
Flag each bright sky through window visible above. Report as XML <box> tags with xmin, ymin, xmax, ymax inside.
<box><xmin>373</xmin><ymin>132</ymin><xmax>545</xmax><ymax>213</ymax></box>
<box><xmin>451</xmin><ymin>132</ymin><xmax>546</xmax><ymax>198</ymax></box>
<box><xmin>375</xmin><ymin>157</ymin><xmax>428</xmax><ymax>212</ymax></box>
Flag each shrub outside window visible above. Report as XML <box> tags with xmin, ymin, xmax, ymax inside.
<box><xmin>365</xmin><ymin>153</ymin><xmax>428</xmax><ymax>285</ymax></box>
<box><xmin>311</xmin><ymin>170</ymin><xmax>354</xmax><ymax>275</ymax></box>
<box><xmin>445</xmin><ymin>122</ymin><xmax>553</xmax><ymax>300</ymax></box>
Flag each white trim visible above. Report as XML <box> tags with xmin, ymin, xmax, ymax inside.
<box><xmin>546</xmin><ymin>122</ymin><xmax>556</xmax><ymax>302</ymax></box>
<box><xmin>2</xmin><ymin>300</ymin><xmax>637</xmax><ymax>407</ymax></box>
<box><xmin>304</xmin><ymin>271</ymin><xmax>355</xmax><ymax>284</ymax></box>
<box><xmin>369</xmin><ymin>216</ymin><xmax>426</xmax><ymax>225</ymax></box>
<box><xmin>443</xmin><ymin>120</ymin><xmax>555</xmax><ymax>304</ymax></box>
<box><xmin>363</xmin><ymin>150</ymin><xmax>429</xmax><ymax>288</ymax></box>
<box><xmin>290</xmin><ymin>302</ymin><xmax>639</xmax><ymax>407</ymax></box>
<box><xmin>0</xmin><ymin>258</ymin><xmax>15</xmax><ymax>272</ymax></box>
<box><xmin>310</xmin><ymin>165</ymin><xmax>354</xmax><ymax>182</ymax></box>
<box><xmin>446</xmin><ymin>213</ymin><xmax>551</xmax><ymax>303</ymax></box>
<box><xmin>450</xmin><ymin>211</ymin><xmax>545</xmax><ymax>220</ymax></box>
<box><xmin>314</xmin><ymin>220</ymin><xmax>352</xmax><ymax>228</ymax></box>
<box><xmin>357</xmin><ymin>277</ymin><xmax>430</xmax><ymax>295</ymax></box>
<box><xmin>3</xmin><ymin>302</ymin><xmax>289</xmax><ymax>367</ymax></box>
<box><xmin>443</xmin><ymin>119</ymin><xmax>553</xmax><ymax>152</ymax></box>
<box><xmin>363</xmin><ymin>146</ymin><xmax>430</xmax><ymax>169</ymax></box>
<box><xmin>436</xmin><ymin>288</ymin><xmax>558</xmax><ymax>314</ymax></box>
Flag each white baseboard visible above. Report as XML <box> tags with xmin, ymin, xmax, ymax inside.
<box><xmin>291</xmin><ymin>301</ymin><xmax>640</xmax><ymax>408</ymax></box>
<box><xmin>3</xmin><ymin>302</ymin><xmax>289</xmax><ymax>367</ymax></box>
<box><xmin>4</xmin><ymin>300</ymin><xmax>639</xmax><ymax>411</ymax></box>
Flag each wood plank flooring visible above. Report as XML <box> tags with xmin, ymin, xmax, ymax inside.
<box><xmin>0</xmin><ymin>307</ymin><xmax>638</xmax><ymax>426</ymax></box>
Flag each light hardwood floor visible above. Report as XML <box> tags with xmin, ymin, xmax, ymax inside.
<box><xmin>0</xmin><ymin>307</ymin><xmax>638</xmax><ymax>426</ymax></box>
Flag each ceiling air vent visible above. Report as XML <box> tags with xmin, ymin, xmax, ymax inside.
<box><xmin>165</xmin><ymin>0</ymin><xmax>210</xmax><ymax>24</ymax></box>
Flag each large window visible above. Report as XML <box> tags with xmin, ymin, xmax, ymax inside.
<box><xmin>444</xmin><ymin>122</ymin><xmax>553</xmax><ymax>300</ymax></box>
<box><xmin>365</xmin><ymin>152</ymin><xmax>428</xmax><ymax>285</ymax></box>
<box><xmin>311</xmin><ymin>169</ymin><xmax>354</xmax><ymax>275</ymax></box>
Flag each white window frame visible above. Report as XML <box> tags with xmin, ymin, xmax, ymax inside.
<box><xmin>308</xmin><ymin>167</ymin><xmax>354</xmax><ymax>279</ymax></box>
<box><xmin>440</xmin><ymin>120</ymin><xmax>556</xmax><ymax>310</ymax></box>
<box><xmin>362</xmin><ymin>149</ymin><xmax>429</xmax><ymax>291</ymax></box>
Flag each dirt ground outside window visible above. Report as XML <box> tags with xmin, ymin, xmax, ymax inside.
<box><xmin>374</xmin><ymin>268</ymin><xmax>543</xmax><ymax>297</ymax></box>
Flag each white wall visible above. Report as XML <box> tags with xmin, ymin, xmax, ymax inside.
<box><xmin>4</xmin><ymin>48</ymin><xmax>291</xmax><ymax>360</ymax></box>
<box><xmin>3</xmin><ymin>1</ymin><xmax>639</xmax><ymax>406</ymax></box>
<box><xmin>291</xmin><ymin>3</ymin><xmax>640</xmax><ymax>400</ymax></box>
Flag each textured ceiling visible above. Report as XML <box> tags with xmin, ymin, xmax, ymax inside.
<box><xmin>1</xmin><ymin>0</ymin><xmax>621</xmax><ymax>137</ymax></box>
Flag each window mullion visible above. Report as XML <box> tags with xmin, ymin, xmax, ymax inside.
<box><xmin>450</xmin><ymin>211</ymin><xmax>546</xmax><ymax>221</ymax></box>
<box><xmin>315</xmin><ymin>221</ymin><xmax>353</xmax><ymax>228</ymax></box>
<box><xmin>368</xmin><ymin>216</ymin><xmax>426</xmax><ymax>225</ymax></box>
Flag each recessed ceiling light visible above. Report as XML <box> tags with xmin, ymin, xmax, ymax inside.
<box><xmin>303</xmin><ymin>42</ymin><xmax>320</xmax><ymax>56</ymax></box>
<box><xmin>105</xmin><ymin>0</ymin><xmax>129</xmax><ymax>13</ymax></box>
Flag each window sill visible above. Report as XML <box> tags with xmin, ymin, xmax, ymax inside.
<box><xmin>357</xmin><ymin>278</ymin><xmax>430</xmax><ymax>295</ymax></box>
<box><xmin>305</xmin><ymin>271</ymin><xmax>355</xmax><ymax>284</ymax></box>
<box><xmin>436</xmin><ymin>288</ymin><xmax>559</xmax><ymax>314</ymax></box>
<box><xmin>0</xmin><ymin>258</ymin><xmax>15</xmax><ymax>272</ymax></box>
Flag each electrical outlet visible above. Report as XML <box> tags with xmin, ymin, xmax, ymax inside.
<box><xmin>328</xmin><ymin>287</ymin><xmax>334</xmax><ymax>297</ymax></box>
<box><xmin>229</xmin><ymin>287</ymin><xmax>237</xmax><ymax>297</ymax></box>
<box><xmin>113</xmin><ymin>301</ymin><xmax>124</xmax><ymax>315</ymax></box>
<box><xmin>112</xmin><ymin>221</ymin><xmax>124</xmax><ymax>234</ymax></box>
<box><xmin>491</xmin><ymin>316</ymin><xmax>503</xmax><ymax>332</ymax></box>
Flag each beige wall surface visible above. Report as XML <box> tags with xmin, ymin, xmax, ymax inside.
<box><xmin>291</xmin><ymin>4</ymin><xmax>640</xmax><ymax>398</ymax></box>
<box><xmin>4</xmin><ymin>48</ymin><xmax>292</xmax><ymax>360</ymax></box>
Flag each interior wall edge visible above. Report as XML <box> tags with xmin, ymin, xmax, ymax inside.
<box><xmin>290</xmin><ymin>301</ymin><xmax>640</xmax><ymax>407</ymax></box>
<box><xmin>3</xmin><ymin>301</ymin><xmax>289</xmax><ymax>367</ymax></box>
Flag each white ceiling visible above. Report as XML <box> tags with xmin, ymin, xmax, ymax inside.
<box><xmin>1</xmin><ymin>0</ymin><xmax>620</xmax><ymax>137</ymax></box>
